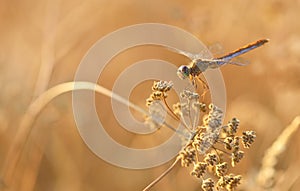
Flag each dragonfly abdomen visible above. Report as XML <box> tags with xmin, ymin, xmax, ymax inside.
<box><xmin>216</xmin><ymin>39</ymin><xmax>269</xmax><ymax>61</ymax></box>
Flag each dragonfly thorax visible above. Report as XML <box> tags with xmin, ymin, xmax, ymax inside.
<box><xmin>194</xmin><ymin>59</ymin><xmax>211</xmax><ymax>72</ymax></box>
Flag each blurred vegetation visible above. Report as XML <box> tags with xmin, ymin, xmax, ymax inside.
<box><xmin>0</xmin><ymin>0</ymin><xmax>300</xmax><ymax>190</ymax></box>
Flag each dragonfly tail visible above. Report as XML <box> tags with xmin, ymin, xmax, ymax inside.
<box><xmin>216</xmin><ymin>39</ymin><xmax>269</xmax><ymax>61</ymax></box>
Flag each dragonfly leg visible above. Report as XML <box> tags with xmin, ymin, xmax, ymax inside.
<box><xmin>196</xmin><ymin>76</ymin><xmax>210</xmax><ymax>101</ymax></box>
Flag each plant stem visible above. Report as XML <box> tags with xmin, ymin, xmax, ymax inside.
<box><xmin>162</xmin><ymin>97</ymin><xmax>180</xmax><ymax>121</ymax></box>
<box><xmin>162</xmin><ymin>98</ymin><xmax>191</xmax><ymax>132</ymax></box>
<box><xmin>143</xmin><ymin>156</ymin><xmax>181</xmax><ymax>191</ymax></box>
<box><xmin>0</xmin><ymin>81</ymin><xmax>173</xmax><ymax>190</ymax></box>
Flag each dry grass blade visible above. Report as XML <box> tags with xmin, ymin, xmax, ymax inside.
<box><xmin>257</xmin><ymin>116</ymin><xmax>300</xmax><ymax>189</ymax></box>
<box><xmin>0</xmin><ymin>81</ymin><xmax>147</xmax><ymax>190</ymax></box>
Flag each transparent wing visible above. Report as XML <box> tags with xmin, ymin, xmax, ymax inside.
<box><xmin>170</xmin><ymin>42</ymin><xmax>225</xmax><ymax>59</ymax></box>
<box><xmin>203</xmin><ymin>58</ymin><xmax>249</xmax><ymax>71</ymax></box>
<box><xmin>165</xmin><ymin>46</ymin><xmax>199</xmax><ymax>60</ymax></box>
<box><xmin>229</xmin><ymin>57</ymin><xmax>250</xmax><ymax>66</ymax></box>
<box><xmin>165</xmin><ymin>46</ymin><xmax>214</xmax><ymax>60</ymax></box>
<box><xmin>209</xmin><ymin>57</ymin><xmax>250</xmax><ymax>67</ymax></box>
<box><xmin>207</xmin><ymin>42</ymin><xmax>224</xmax><ymax>56</ymax></box>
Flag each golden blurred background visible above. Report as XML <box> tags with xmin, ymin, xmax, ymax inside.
<box><xmin>1</xmin><ymin>0</ymin><xmax>300</xmax><ymax>190</ymax></box>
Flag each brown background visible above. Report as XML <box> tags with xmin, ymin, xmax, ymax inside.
<box><xmin>1</xmin><ymin>0</ymin><xmax>300</xmax><ymax>190</ymax></box>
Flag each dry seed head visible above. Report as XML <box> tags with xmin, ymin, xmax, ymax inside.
<box><xmin>203</xmin><ymin>104</ymin><xmax>223</xmax><ymax>131</ymax></box>
<box><xmin>232</xmin><ymin>136</ymin><xmax>240</xmax><ymax>152</ymax></box>
<box><xmin>144</xmin><ymin>79</ymin><xmax>255</xmax><ymax>191</ymax></box>
<box><xmin>146</xmin><ymin>81</ymin><xmax>173</xmax><ymax>107</ymax></box>
<box><xmin>204</xmin><ymin>153</ymin><xmax>218</xmax><ymax>166</ymax></box>
<box><xmin>226</xmin><ymin>174</ymin><xmax>242</xmax><ymax>190</ymax></box>
<box><xmin>227</xmin><ymin>118</ymin><xmax>240</xmax><ymax>135</ymax></box>
<box><xmin>151</xmin><ymin>91</ymin><xmax>166</xmax><ymax>100</ymax></box>
<box><xmin>178</xmin><ymin>146</ymin><xmax>196</xmax><ymax>167</ymax></box>
<box><xmin>194</xmin><ymin>132</ymin><xmax>217</xmax><ymax>154</ymax></box>
<box><xmin>242</xmin><ymin>130</ymin><xmax>256</xmax><ymax>148</ymax></box>
<box><xmin>180</xmin><ymin>89</ymin><xmax>199</xmax><ymax>100</ymax></box>
<box><xmin>145</xmin><ymin>80</ymin><xmax>253</xmax><ymax>191</ymax></box>
<box><xmin>152</xmin><ymin>80</ymin><xmax>173</xmax><ymax>92</ymax></box>
<box><xmin>231</xmin><ymin>150</ymin><xmax>244</xmax><ymax>167</ymax></box>
<box><xmin>195</xmin><ymin>105</ymin><xmax>224</xmax><ymax>154</ymax></box>
<box><xmin>146</xmin><ymin>98</ymin><xmax>153</xmax><ymax>107</ymax></box>
<box><xmin>224</xmin><ymin>137</ymin><xmax>234</xmax><ymax>150</ymax></box>
<box><xmin>216</xmin><ymin>176</ymin><xmax>227</xmax><ymax>189</ymax></box>
<box><xmin>216</xmin><ymin>162</ymin><xmax>228</xmax><ymax>177</ymax></box>
<box><xmin>191</xmin><ymin>162</ymin><xmax>208</xmax><ymax>178</ymax></box>
<box><xmin>194</xmin><ymin>104</ymin><xmax>224</xmax><ymax>153</ymax></box>
<box><xmin>217</xmin><ymin>174</ymin><xmax>242</xmax><ymax>191</ymax></box>
<box><xmin>231</xmin><ymin>175</ymin><xmax>242</xmax><ymax>188</ymax></box>
<box><xmin>201</xmin><ymin>178</ymin><xmax>215</xmax><ymax>191</ymax></box>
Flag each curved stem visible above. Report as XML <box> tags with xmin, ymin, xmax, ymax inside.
<box><xmin>143</xmin><ymin>157</ymin><xmax>181</xmax><ymax>191</ymax></box>
<box><xmin>142</xmin><ymin>135</ymin><xmax>197</xmax><ymax>191</ymax></box>
<box><xmin>0</xmin><ymin>81</ymin><xmax>174</xmax><ymax>189</ymax></box>
<box><xmin>162</xmin><ymin>98</ymin><xmax>180</xmax><ymax>121</ymax></box>
<box><xmin>162</xmin><ymin>98</ymin><xmax>191</xmax><ymax>132</ymax></box>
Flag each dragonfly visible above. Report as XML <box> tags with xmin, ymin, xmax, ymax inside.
<box><xmin>175</xmin><ymin>39</ymin><xmax>269</xmax><ymax>86</ymax></box>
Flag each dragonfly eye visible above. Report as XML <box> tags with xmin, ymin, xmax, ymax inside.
<box><xmin>177</xmin><ymin>65</ymin><xmax>190</xmax><ymax>80</ymax></box>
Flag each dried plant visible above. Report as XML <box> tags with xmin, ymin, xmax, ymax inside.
<box><xmin>143</xmin><ymin>80</ymin><xmax>256</xmax><ymax>191</ymax></box>
<box><xmin>257</xmin><ymin>116</ymin><xmax>300</xmax><ymax>189</ymax></box>
<box><xmin>1</xmin><ymin>82</ymin><xmax>147</xmax><ymax>190</ymax></box>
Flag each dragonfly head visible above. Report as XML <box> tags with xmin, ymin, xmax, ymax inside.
<box><xmin>177</xmin><ymin>65</ymin><xmax>190</xmax><ymax>80</ymax></box>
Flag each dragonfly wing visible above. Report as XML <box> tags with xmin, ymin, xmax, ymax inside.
<box><xmin>165</xmin><ymin>46</ymin><xmax>198</xmax><ymax>60</ymax></box>
<box><xmin>207</xmin><ymin>42</ymin><xmax>224</xmax><ymax>55</ymax></box>
<box><xmin>228</xmin><ymin>61</ymin><xmax>248</xmax><ymax>66</ymax></box>
<box><xmin>230</xmin><ymin>57</ymin><xmax>250</xmax><ymax>66</ymax></box>
<box><xmin>229</xmin><ymin>57</ymin><xmax>250</xmax><ymax>66</ymax></box>
<box><xmin>212</xmin><ymin>57</ymin><xmax>249</xmax><ymax>67</ymax></box>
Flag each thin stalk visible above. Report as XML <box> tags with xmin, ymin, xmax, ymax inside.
<box><xmin>162</xmin><ymin>98</ymin><xmax>180</xmax><ymax>121</ymax></box>
<box><xmin>187</xmin><ymin>100</ymin><xmax>193</xmax><ymax>131</ymax></box>
<box><xmin>142</xmin><ymin>157</ymin><xmax>181</xmax><ymax>191</ymax></box>
<box><xmin>162</xmin><ymin>98</ymin><xmax>191</xmax><ymax>131</ymax></box>
<box><xmin>212</xmin><ymin>146</ymin><xmax>232</xmax><ymax>156</ymax></box>
<box><xmin>212</xmin><ymin>147</ymin><xmax>222</xmax><ymax>162</ymax></box>
<box><xmin>192</xmin><ymin>105</ymin><xmax>200</xmax><ymax>131</ymax></box>
<box><xmin>143</xmin><ymin>135</ymin><xmax>197</xmax><ymax>191</ymax></box>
